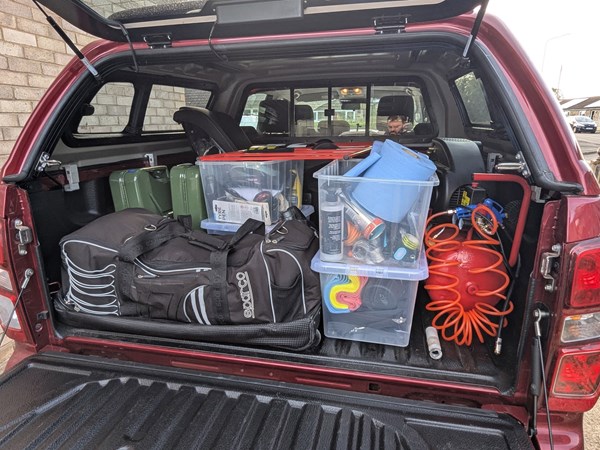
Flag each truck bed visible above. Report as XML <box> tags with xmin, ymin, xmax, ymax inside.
<box><xmin>0</xmin><ymin>352</ymin><xmax>532</xmax><ymax>449</ymax></box>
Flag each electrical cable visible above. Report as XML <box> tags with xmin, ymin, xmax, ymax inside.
<box><xmin>494</xmin><ymin>231</ymin><xmax>521</xmax><ymax>354</ymax></box>
<box><xmin>118</xmin><ymin>23</ymin><xmax>139</xmax><ymax>73</ymax></box>
<box><xmin>208</xmin><ymin>22</ymin><xmax>228</xmax><ymax>63</ymax></box>
<box><xmin>424</xmin><ymin>206</ymin><xmax>512</xmax><ymax>346</ymax></box>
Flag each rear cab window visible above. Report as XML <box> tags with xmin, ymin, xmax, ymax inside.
<box><xmin>241</xmin><ymin>82</ymin><xmax>433</xmax><ymax>139</ymax></box>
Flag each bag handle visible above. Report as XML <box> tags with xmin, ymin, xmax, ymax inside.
<box><xmin>208</xmin><ymin>218</ymin><xmax>265</xmax><ymax>324</ymax></box>
<box><xmin>118</xmin><ymin>219</ymin><xmax>184</xmax><ymax>263</ymax></box>
<box><xmin>230</xmin><ymin>219</ymin><xmax>265</xmax><ymax>244</ymax></box>
<box><xmin>119</xmin><ymin>219</ymin><xmax>228</xmax><ymax>262</ymax></box>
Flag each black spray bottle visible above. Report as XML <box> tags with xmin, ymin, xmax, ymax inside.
<box><xmin>320</xmin><ymin>190</ymin><xmax>344</xmax><ymax>261</ymax></box>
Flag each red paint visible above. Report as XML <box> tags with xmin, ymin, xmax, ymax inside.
<box><xmin>472</xmin><ymin>173</ymin><xmax>531</xmax><ymax>267</ymax></box>
<box><xmin>559</xmin><ymin>196</ymin><xmax>600</xmax><ymax>244</ymax></box>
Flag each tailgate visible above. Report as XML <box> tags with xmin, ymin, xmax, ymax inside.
<box><xmin>0</xmin><ymin>353</ymin><xmax>532</xmax><ymax>449</ymax></box>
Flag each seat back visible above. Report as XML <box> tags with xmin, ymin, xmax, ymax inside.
<box><xmin>258</xmin><ymin>99</ymin><xmax>290</xmax><ymax>135</ymax></box>
<box><xmin>317</xmin><ymin>119</ymin><xmax>351</xmax><ymax>136</ymax></box>
<box><xmin>294</xmin><ymin>105</ymin><xmax>317</xmax><ymax>136</ymax></box>
<box><xmin>173</xmin><ymin>106</ymin><xmax>252</xmax><ymax>153</ymax></box>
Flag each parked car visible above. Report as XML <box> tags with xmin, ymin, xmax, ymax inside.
<box><xmin>0</xmin><ymin>1</ymin><xmax>599</xmax><ymax>449</ymax></box>
<box><xmin>569</xmin><ymin>115</ymin><xmax>598</xmax><ymax>133</ymax></box>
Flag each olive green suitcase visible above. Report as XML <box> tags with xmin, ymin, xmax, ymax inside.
<box><xmin>109</xmin><ymin>166</ymin><xmax>172</xmax><ymax>215</ymax></box>
<box><xmin>170</xmin><ymin>163</ymin><xmax>207</xmax><ymax>229</ymax></box>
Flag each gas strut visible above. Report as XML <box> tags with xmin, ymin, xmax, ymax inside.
<box><xmin>0</xmin><ymin>269</ymin><xmax>34</xmax><ymax>349</ymax></box>
<box><xmin>529</xmin><ymin>308</ymin><xmax>554</xmax><ymax>450</ymax></box>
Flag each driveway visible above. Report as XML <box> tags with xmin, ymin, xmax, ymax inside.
<box><xmin>577</xmin><ymin>131</ymin><xmax>600</xmax><ymax>159</ymax></box>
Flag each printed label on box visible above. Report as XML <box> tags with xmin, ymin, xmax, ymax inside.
<box><xmin>213</xmin><ymin>199</ymin><xmax>272</xmax><ymax>225</ymax></box>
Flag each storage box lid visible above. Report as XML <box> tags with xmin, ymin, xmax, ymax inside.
<box><xmin>311</xmin><ymin>251</ymin><xmax>429</xmax><ymax>280</ymax></box>
<box><xmin>314</xmin><ymin>158</ymin><xmax>440</xmax><ymax>187</ymax></box>
<box><xmin>202</xmin><ymin>205</ymin><xmax>314</xmax><ymax>232</ymax></box>
<box><xmin>198</xmin><ymin>146</ymin><xmax>369</xmax><ymax>162</ymax></box>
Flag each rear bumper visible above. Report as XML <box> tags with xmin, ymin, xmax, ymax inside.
<box><xmin>1</xmin><ymin>341</ymin><xmax>35</xmax><ymax>374</ymax></box>
<box><xmin>535</xmin><ymin>412</ymin><xmax>584</xmax><ymax>450</ymax></box>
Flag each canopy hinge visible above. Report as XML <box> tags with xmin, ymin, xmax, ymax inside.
<box><xmin>374</xmin><ymin>15</ymin><xmax>407</xmax><ymax>34</ymax></box>
<box><xmin>143</xmin><ymin>34</ymin><xmax>173</xmax><ymax>49</ymax></box>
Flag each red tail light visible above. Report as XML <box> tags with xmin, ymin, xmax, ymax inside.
<box><xmin>549</xmin><ymin>345</ymin><xmax>600</xmax><ymax>411</ymax></box>
<box><xmin>567</xmin><ymin>242</ymin><xmax>600</xmax><ymax>308</ymax></box>
<box><xmin>0</xmin><ymin>219</ymin><xmax>29</xmax><ymax>344</ymax></box>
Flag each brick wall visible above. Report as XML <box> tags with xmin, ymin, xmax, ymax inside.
<box><xmin>0</xmin><ymin>0</ymin><xmax>98</xmax><ymax>165</ymax></box>
<box><xmin>0</xmin><ymin>0</ymin><xmax>192</xmax><ymax>165</ymax></box>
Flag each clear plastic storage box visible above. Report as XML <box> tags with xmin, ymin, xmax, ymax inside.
<box><xmin>201</xmin><ymin>205</ymin><xmax>314</xmax><ymax>235</ymax></box>
<box><xmin>311</xmin><ymin>252</ymin><xmax>428</xmax><ymax>347</ymax></box>
<box><xmin>314</xmin><ymin>158</ymin><xmax>438</xmax><ymax>269</ymax></box>
<box><xmin>198</xmin><ymin>160</ymin><xmax>304</xmax><ymax>226</ymax></box>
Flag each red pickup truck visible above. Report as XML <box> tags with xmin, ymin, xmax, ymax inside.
<box><xmin>0</xmin><ymin>1</ymin><xmax>598</xmax><ymax>449</ymax></box>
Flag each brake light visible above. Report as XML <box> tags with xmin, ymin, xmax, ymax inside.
<box><xmin>0</xmin><ymin>219</ymin><xmax>30</xmax><ymax>344</ymax></box>
<box><xmin>549</xmin><ymin>345</ymin><xmax>600</xmax><ymax>411</ymax></box>
<box><xmin>568</xmin><ymin>246</ymin><xmax>600</xmax><ymax>308</ymax></box>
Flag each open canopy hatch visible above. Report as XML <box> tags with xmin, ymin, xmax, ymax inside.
<box><xmin>34</xmin><ymin>0</ymin><xmax>482</xmax><ymax>42</ymax></box>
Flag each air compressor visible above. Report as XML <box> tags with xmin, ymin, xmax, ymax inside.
<box><xmin>423</xmin><ymin>173</ymin><xmax>531</xmax><ymax>348</ymax></box>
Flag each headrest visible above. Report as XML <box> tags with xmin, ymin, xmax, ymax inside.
<box><xmin>377</xmin><ymin>95</ymin><xmax>414</xmax><ymax>120</ymax></box>
<box><xmin>258</xmin><ymin>99</ymin><xmax>289</xmax><ymax>133</ymax></box>
<box><xmin>295</xmin><ymin>104</ymin><xmax>314</xmax><ymax>121</ymax></box>
<box><xmin>413</xmin><ymin>123</ymin><xmax>434</xmax><ymax>136</ymax></box>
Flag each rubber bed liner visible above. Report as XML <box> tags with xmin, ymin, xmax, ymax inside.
<box><xmin>0</xmin><ymin>353</ymin><xmax>532</xmax><ymax>449</ymax></box>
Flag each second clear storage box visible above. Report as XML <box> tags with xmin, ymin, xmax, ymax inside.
<box><xmin>311</xmin><ymin>252</ymin><xmax>428</xmax><ymax>347</ymax></box>
<box><xmin>314</xmin><ymin>158</ymin><xmax>438</xmax><ymax>269</ymax></box>
<box><xmin>198</xmin><ymin>159</ymin><xmax>304</xmax><ymax>226</ymax></box>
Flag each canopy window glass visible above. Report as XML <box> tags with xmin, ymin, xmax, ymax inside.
<box><xmin>78</xmin><ymin>1</ymin><xmax>205</xmax><ymax>21</ymax></box>
<box><xmin>242</xmin><ymin>83</ymin><xmax>431</xmax><ymax>138</ymax></box>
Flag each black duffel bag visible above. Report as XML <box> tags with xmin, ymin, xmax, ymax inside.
<box><xmin>58</xmin><ymin>208</ymin><xmax>321</xmax><ymax>349</ymax></box>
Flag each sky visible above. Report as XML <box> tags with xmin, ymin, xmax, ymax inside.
<box><xmin>486</xmin><ymin>0</ymin><xmax>600</xmax><ymax>99</ymax></box>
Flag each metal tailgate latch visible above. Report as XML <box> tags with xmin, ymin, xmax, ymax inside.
<box><xmin>14</xmin><ymin>219</ymin><xmax>33</xmax><ymax>256</ymax></box>
<box><xmin>540</xmin><ymin>244</ymin><xmax>561</xmax><ymax>292</ymax></box>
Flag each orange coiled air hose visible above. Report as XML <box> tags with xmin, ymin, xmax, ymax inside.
<box><xmin>424</xmin><ymin>205</ymin><xmax>512</xmax><ymax>346</ymax></box>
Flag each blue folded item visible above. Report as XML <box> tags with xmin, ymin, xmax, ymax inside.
<box><xmin>348</xmin><ymin>139</ymin><xmax>437</xmax><ymax>223</ymax></box>
<box><xmin>342</xmin><ymin>150</ymin><xmax>381</xmax><ymax>177</ymax></box>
